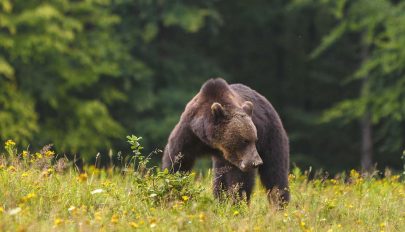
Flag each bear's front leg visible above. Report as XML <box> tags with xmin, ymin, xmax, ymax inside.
<box><xmin>162</xmin><ymin>123</ymin><xmax>205</xmax><ymax>172</ymax></box>
<box><xmin>212</xmin><ymin>156</ymin><xmax>255</xmax><ymax>203</ymax></box>
<box><xmin>212</xmin><ymin>156</ymin><xmax>229</xmax><ymax>200</ymax></box>
<box><xmin>258</xmin><ymin>151</ymin><xmax>290</xmax><ymax>205</ymax></box>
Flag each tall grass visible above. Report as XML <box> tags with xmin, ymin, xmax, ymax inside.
<box><xmin>0</xmin><ymin>139</ymin><xmax>404</xmax><ymax>231</ymax></box>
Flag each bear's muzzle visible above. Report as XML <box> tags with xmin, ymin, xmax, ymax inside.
<box><xmin>239</xmin><ymin>152</ymin><xmax>263</xmax><ymax>171</ymax></box>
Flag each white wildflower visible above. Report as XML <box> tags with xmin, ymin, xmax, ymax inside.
<box><xmin>149</xmin><ymin>193</ymin><xmax>157</xmax><ymax>198</ymax></box>
<box><xmin>91</xmin><ymin>189</ymin><xmax>104</xmax><ymax>195</ymax></box>
<box><xmin>8</xmin><ymin>207</ymin><xmax>21</xmax><ymax>215</ymax></box>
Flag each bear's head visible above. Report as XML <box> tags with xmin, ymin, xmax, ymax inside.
<box><xmin>210</xmin><ymin>101</ymin><xmax>263</xmax><ymax>172</ymax></box>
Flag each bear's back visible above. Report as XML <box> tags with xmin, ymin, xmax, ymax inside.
<box><xmin>230</xmin><ymin>83</ymin><xmax>274</xmax><ymax>115</ymax></box>
<box><xmin>230</xmin><ymin>83</ymin><xmax>284</xmax><ymax>145</ymax></box>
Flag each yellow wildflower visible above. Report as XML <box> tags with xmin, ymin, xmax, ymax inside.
<box><xmin>54</xmin><ymin>218</ymin><xmax>64</xmax><ymax>226</ymax></box>
<box><xmin>94</xmin><ymin>211</ymin><xmax>102</xmax><ymax>221</ymax></box>
<box><xmin>111</xmin><ymin>214</ymin><xmax>119</xmax><ymax>224</ymax></box>
<box><xmin>42</xmin><ymin>168</ymin><xmax>54</xmax><ymax>177</ymax></box>
<box><xmin>350</xmin><ymin>169</ymin><xmax>360</xmax><ymax>178</ymax></box>
<box><xmin>21</xmin><ymin>192</ymin><xmax>36</xmax><ymax>203</ymax></box>
<box><xmin>129</xmin><ymin>222</ymin><xmax>139</xmax><ymax>228</ymax></box>
<box><xmin>45</xmin><ymin>150</ymin><xmax>55</xmax><ymax>157</ymax></box>
<box><xmin>26</xmin><ymin>192</ymin><xmax>36</xmax><ymax>199</ymax></box>
<box><xmin>0</xmin><ymin>207</ymin><xmax>3</xmax><ymax>214</ymax></box>
<box><xmin>102</xmin><ymin>180</ymin><xmax>113</xmax><ymax>187</ymax></box>
<box><xmin>182</xmin><ymin>195</ymin><xmax>189</xmax><ymax>202</ymax></box>
<box><xmin>35</xmin><ymin>153</ymin><xmax>42</xmax><ymax>159</ymax></box>
<box><xmin>325</xmin><ymin>199</ymin><xmax>336</xmax><ymax>209</ymax></box>
<box><xmin>8</xmin><ymin>166</ymin><xmax>16</xmax><ymax>172</ymax></box>
<box><xmin>22</xmin><ymin>150</ymin><xmax>29</xmax><ymax>158</ymax></box>
<box><xmin>233</xmin><ymin>210</ymin><xmax>239</xmax><ymax>216</ymax></box>
<box><xmin>172</xmin><ymin>201</ymin><xmax>184</xmax><ymax>209</ymax></box>
<box><xmin>77</xmin><ymin>173</ymin><xmax>88</xmax><ymax>182</ymax></box>
<box><xmin>399</xmin><ymin>190</ymin><xmax>405</xmax><ymax>197</ymax></box>
<box><xmin>253</xmin><ymin>226</ymin><xmax>261</xmax><ymax>231</ymax></box>
<box><xmin>5</xmin><ymin>140</ymin><xmax>16</xmax><ymax>147</ymax></box>
<box><xmin>299</xmin><ymin>221</ymin><xmax>312</xmax><ymax>232</ymax></box>
<box><xmin>390</xmin><ymin>175</ymin><xmax>400</xmax><ymax>182</ymax></box>
<box><xmin>149</xmin><ymin>218</ymin><xmax>157</xmax><ymax>228</ymax></box>
<box><xmin>199</xmin><ymin>213</ymin><xmax>206</xmax><ymax>222</ymax></box>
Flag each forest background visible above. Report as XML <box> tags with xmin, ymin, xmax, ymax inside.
<box><xmin>1</xmin><ymin>0</ymin><xmax>405</xmax><ymax>174</ymax></box>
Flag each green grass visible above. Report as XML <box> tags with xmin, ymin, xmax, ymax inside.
<box><xmin>0</xmin><ymin>140</ymin><xmax>404</xmax><ymax>232</ymax></box>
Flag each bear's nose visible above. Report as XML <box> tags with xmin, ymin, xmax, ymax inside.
<box><xmin>252</xmin><ymin>159</ymin><xmax>263</xmax><ymax>168</ymax></box>
<box><xmin>239</xmin><ymin>153</ymin><xmax>263</xmax><ymax>171</ymax></box>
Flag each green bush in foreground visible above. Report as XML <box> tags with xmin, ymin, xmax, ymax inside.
<box><xmin>0</xmin><ymin>139</ymin><xmax>404</xmax><ymax>232</ymax></box>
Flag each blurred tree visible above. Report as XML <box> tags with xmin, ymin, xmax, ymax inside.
<box><xmin>0</xmin><ymin>0</ymin><xmax>129</xmax><ymax>159</ymax></box>
<box><xmin>311</xmin><ymin>0</ymin><xmax>405</xmax><ymax>171</ymax></box>
<box><xmin>0</xmin><ymin>0</ymin><xmax>222</xmax><ymax>161</ymax></box>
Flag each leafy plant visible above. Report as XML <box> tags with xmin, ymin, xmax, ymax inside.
<box><xmin>125</xmin><ymin>135</ymin><xmax>203</xmax><ymax>205</ymax></box>
<box><xmin>127</xmin><ymin>135</ymin><xmax>143</xmax><ymax>156</ymax></box>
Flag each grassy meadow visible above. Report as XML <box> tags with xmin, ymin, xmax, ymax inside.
<box><xmin>0</xmin><ymin>139</ymin><xmax>404</xmax><ymax>232</ymax></box>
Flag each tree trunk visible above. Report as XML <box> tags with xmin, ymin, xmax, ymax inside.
<box><xmin>360</xmin><ymin>110</ymin><xmax>373</xmax><ymax>172</ymax></box>
<box><xmin>360</xmin><ymin>44</ymin><xmax>373</xmax><ymax>173</ymax></box>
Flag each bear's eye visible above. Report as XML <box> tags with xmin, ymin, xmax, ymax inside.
<box><xmin>243</xmin><ymin>139</ymin><xmax>249</xmax><ymax>144</ymax></box>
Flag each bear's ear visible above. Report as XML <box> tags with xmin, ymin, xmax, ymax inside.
<box><xmin>242</xmin><ymin>101</ymin><xmax>253</xmax><ymax>116</ymax></box>
<box><xmin>211</xmin><ymin>102</ymin><xmax>225</xmax><ymax>121</ymax></box>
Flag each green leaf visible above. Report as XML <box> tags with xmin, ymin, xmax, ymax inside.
<box><xmin>0</xmin><ymin>57</ymin><xmax>14</xmax><ymax>79</ymax></box>
<box><xmin>310</xmin><ymin>21</ymin><xmax>347</xmax><ymax>59</ymax></box>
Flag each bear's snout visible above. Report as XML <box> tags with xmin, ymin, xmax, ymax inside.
<box><xmin>252</xmin><ymin>158</ymin><xmax>263</xmax><ymax>167</ymax></box>
<box><xmin>240</xmin><ymin>152</ymin><xmax>263</xmax><ymax>171</ymax></box>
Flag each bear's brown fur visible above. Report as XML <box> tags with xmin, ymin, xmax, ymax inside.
<box><xmin>162</xmin><ymin>78</ymin><xmax>290</xmax><ymax>204</ymax></box>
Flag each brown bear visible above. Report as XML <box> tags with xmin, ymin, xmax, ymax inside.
<box><xmin>162</xmin><ymin>78</ymin><xmax>290</xmax><ymax>204</ymax></box>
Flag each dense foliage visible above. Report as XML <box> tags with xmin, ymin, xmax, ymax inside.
<box><xmin>1</xmin><ymin>0</ymin><xmax>404</xmax><ymax>172</ymax></box>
